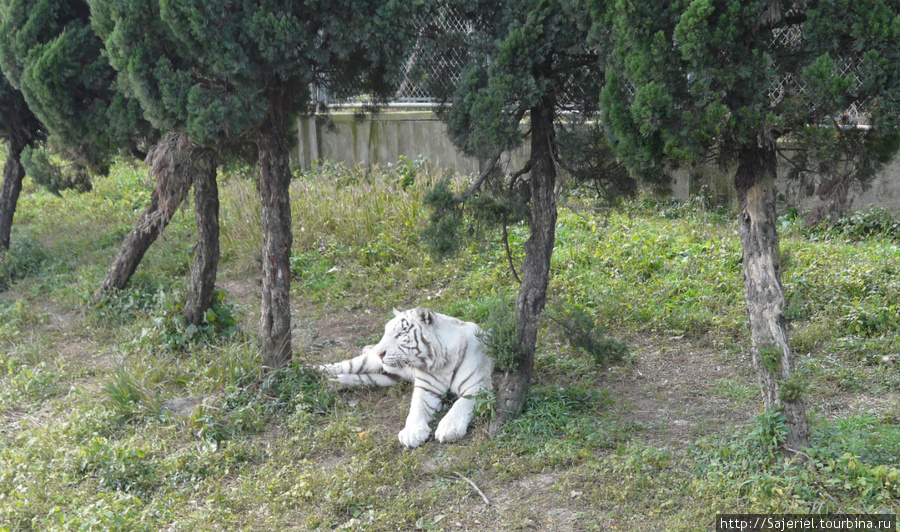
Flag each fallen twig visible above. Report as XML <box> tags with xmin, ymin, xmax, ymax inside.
<box><xmin>453</xmin><ymin>471</ymin><xmax>492</xmax><ymax>507</ymax></box>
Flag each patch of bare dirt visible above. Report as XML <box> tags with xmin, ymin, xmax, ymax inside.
<box><xmin>602</xmin><ymin>334</ymin><xmax>759</xmax><ymax>449</ymax></box>
<box><xmin>292</xmin><ymin>304</ymin><xmax>386</xmax><ymax>363</ymax></box>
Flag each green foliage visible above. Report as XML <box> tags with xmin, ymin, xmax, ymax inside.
<box><xmin>759</xmin><ymin>344</ymin><xmax>783</xmax><ymax>374</ymax></box>
<box><xmin>20</xmin><ymin>145</ymin><xmax>92</xmax><ymax>195</ymax></box>
<box><xmin>689</xmin><ymin>413</ymin><xmax>900</xmax><ymax>511</ymax></box>
<box><xmin>496</xmin><ymin>385</ymin><xmax>617</xmax><ymax>461</ymax></box>
<box><xmin>102</xmin><ymin>355</ymin><xmax>167</xmax><ymax>419</ymax></box>
<box><xmin>599</xmin><ymin>0</ymin><xmax>900</xmax><ymax>190</ymax></box>
<box><xmin>783</xmin><ymin>291</ymin><xmax>808</xmax><ymax>322</ymax></box>
<box><xmin>192</xmin><ymin>367</ymin><xmax>337</xmax><ymax>446</ymax></box>
<box><xmin>0</xmin><ymin>57</ymin><xmax>43</xmax><ymax>167</ymax></box>
<box><xmin>138</xmin><ymin>289</ymin><xmax>241</xmax><ymax>352</ymax></box>
<box><xmin>421</xmin><ymin>171</ymin><xmax>530</xmax><ymax>259</ymax></box>
<box><xmin>549</xmin><ymin>306</ymin><xmax>628</xmax><ymax>366</ymax></box>
<box><xmin>0</xmin><ymin>0</ymin><xmax>153</xmax><ymax>172</ymax></box>
<box><xmin>421</xmin><ymin>179</ymin><xmax>464</xmax><ymax>257</ymax></box>
<box><xmin>77</xmin><ymin>437</ymin><xmax>159</xmax><ymax>495</ymax></box>
<box><xmin>557</xmin><ymin>120</ymin><xmax>637</xmax><ymax>202</ymax></box>
<box><xmin>384</xmin><ymin>155</ymin><xmax>428</xmax><ymax>190</ymax></box>
<box><xmin>0</xmin><ymin>233</ymin><xmax>55</xmax><ymax>288</ymax></box>
<box><xmin>477</xmin><ymin>292</ymin><xmax>520</xmax><ymax>371</ymax></box>
<box><xmin>3</xmin><ymin>159</ymin><xmax>900</xmax><ymax>530</ymax></box>
<box><xmin>830</xmin><ymin>207</ymin><xmax>900</xmax><ymax>242</ymax></box>
<box><xmin>92</xmin><ymin>0</ymin><xmax>424</xmax><ymax>149</ymax></box>
<box><xmin>778</xmin><ymin>374</ymin><xmax>807</xmax><ymax>402</ymax></box>
<box><xmin>92</xmin><ymin>280</ymin><xmax>174</xmax><ymax>327</ymax></box>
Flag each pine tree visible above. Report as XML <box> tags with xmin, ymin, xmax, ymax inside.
<box><xmin>0</xmin><ymin>0</ymin><xmax>143</xmax><ymax>253</ymax></box>
<box><xmin>597</xmin><ymin>0</ymin><xmax>900</xmax><ymax>457</ymax></box>
<box><xmin>0</xmin><ymin>0</ymin><xmax>153</xmax><ymax>173</ymax></box>
<box><xmin>421</xmin><ymin>0</ymin><xmax>622</xmax><ymax>428</ymax></box>
<box><xmin>92</xmin><ymin>0</ymin><xmax>422</xmax><ymax>368</ymax></box>
<box><xmin>0</xmin><ymin>73</ymin><xmax>43</xmax><ymax>250</ymax></box>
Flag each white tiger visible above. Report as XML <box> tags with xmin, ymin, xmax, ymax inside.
<box><xmin>317</xmin><ymin>307</ymin><xmax>493</xmax><ymax>448</ymax></box>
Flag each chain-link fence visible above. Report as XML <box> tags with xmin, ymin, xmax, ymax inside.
<box><xmin>766</xmin><ymin>6</ymin><xmax>871</xmax><ymax>127</ymax></box>
<box><xmin>323</xmin><ymin>3</ymin><xmax>872</xmax><ymax>126</ymax></box>
<box><xmin>319</xmin><ymin>6</ymin><xmax>477</xmax><ymax>108</ymax></box>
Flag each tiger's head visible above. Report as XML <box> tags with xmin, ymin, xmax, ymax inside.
<box><xmin>372</xmin><ymin>307</ymin><xmax>447</xmax><ymax>372</ymax></box>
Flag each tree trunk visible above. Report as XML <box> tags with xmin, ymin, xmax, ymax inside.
<box><xmin>0</xmin><ymin>136</ymin><xmax>27</xmax><ymax>251</ymax></box>
<box><xmin>735</xmin><ymin>142</ymin><xmax>810</xmax><ymax>459</ymax></box>
<box><xmin>490</xmin><ymin>99</ymin><xmax>558</xmax><ymax>431</ymax></box>
<box><xmin>98</xmin><ymin>190</ymin><xmax>183</xmax><ymax>294</ymax></box>
<box><xmin>183</xmin><ymin>150</ymin><xmax>219</xmax><ymax>326</ymax></box>
<box><xmin>98</xmin><ymin>153</ymin><xmax>192</xmax><ymax>296</ymax></box>
<box><xmin>256</xmin><ymin>110</ymin><xmax>293</xmax><ymax>370</ymax></box>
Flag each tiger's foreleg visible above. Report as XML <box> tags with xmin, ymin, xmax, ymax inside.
<box><xmin>398</xmin><ymin>377</ymin><xmax>445</xmax><ymax>448</ymax></box>
<box><xmin>434</xmin><ymin>395</ymin><xmax>477</xmax><ymax>443</ymax></box>
<box><xmin>436</xmin><ymin>371</ymin><xmax>491</xmax><ymax>443</ymax></box>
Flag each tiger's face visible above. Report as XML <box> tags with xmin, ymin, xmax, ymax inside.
<box><xmin>372</xmin><ymin>308</ymin><xmax>436</xmax><ymax>372</ymax></box>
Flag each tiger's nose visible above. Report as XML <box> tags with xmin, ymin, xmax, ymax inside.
<box><xmin>377</xmin><ymin>351</ymin><xmax>386</xmax><ymax>359</ymax></box>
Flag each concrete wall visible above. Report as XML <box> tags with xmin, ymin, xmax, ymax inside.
<box><xmin>296</xmin><ymin>111</ymin><xmax>528</xmax><ymax>176</ymax></box>
<box><xmin>677</xmin><ymin>156</ymin><xmax>900</xmax><ymax>217</ymax></box>
<box><xmin>296</xmin><ymin>111</ymin><xmax>900</xmax><ymax>216</ymax></box>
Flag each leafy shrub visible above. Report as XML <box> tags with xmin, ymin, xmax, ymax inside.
<box><xmin>498</xmin><ymin>385</ymin><xmax>616</xmax><ymax>458</ymax></box>
<box><xmin>138</xmin><ymin>289</ymin><xmax>241</xmax><ymax>351</ymax></box>
<box><xmin>102</xmin><ymin>356</ymin><xmax>166</xmax><ymax>419</ymax></box>
<box><xmin>383</xmin><ymin>155</ymin><xmax>427</xmax><ymax>190</ymax></box>
<box><xmin>92</xmin><ymin>279</ymin><xmax>170</xmax><ymax>326</ymax></box>
<box><xmin>421</xmin><ymin>179</ymin><xmax>463</xmax><ymax>257</ymax></box>
<box><xmin>77</xmin><ymin>437</ymin><xmax>159</xmax><ymax>495</ymax></box>
<box><xmin>21</xmin><ymin>144</ymin><xmax>93</xmax><ymax>195</ymax></box>
<box><xmin>831</xmin><ymin>207</ymin><xmax>900</xmax><ymax>241</ymax></box>
<box><xmin>191</xmin><ymin>367</ymin><xmax>336</xmax><ymax>446</ymax></box>
<box><xmin>476</xmin><ymin>292</ymin><xmax>519</xmax><ymax>371</ymax></box>
<box><xmin>689</xmin><ymin>412</ymin><xmax>900</xmax><ymax>511</ymax></box>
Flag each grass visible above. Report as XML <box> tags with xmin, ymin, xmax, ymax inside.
<box><xmin>0</xmin><ymin>153</ymin><xmax>898</xmax><ymax>530</ymax></box>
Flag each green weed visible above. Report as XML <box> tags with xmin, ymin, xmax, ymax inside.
<box><xmin>102</xmin><ymin>356</ymin><xmax>167</xmax><ymax>419</ymax></box>
<box><xmin>2</xmin><ymin>155</ymin><xmax>899</xmax><ymax>530</ymax></box>
<box><xmin>137</xmin><ymin>288</ymin><xmax>242</xmax><ymax>352</ymax></box>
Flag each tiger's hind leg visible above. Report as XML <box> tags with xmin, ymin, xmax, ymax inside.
<box><xmin>329</xmin><ymin>373</ymin><xmax>402</xmax><ymax>388</ymax></box>
<box><xmin>318</xmin><ymin>346</ymin><xmax>412</xmax><ymax>388</ymax></box>
<box><xmin>318</xmin><ymin>345</ymin><xmax>383</xmax><ymax>376</ymax></box>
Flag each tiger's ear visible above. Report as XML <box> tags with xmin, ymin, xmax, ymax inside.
<box><xmin>415</xmin><ymin>307</ymin><xmax>434</xmax><ymax>326</ymax></box>
<box><xmin>392</xmin><ymin>308</ymin><xmax>401</xmax><ymax>317</ymax></box>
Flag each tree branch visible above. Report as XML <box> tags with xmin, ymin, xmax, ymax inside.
<box><xmin>461</xmin><ymin>153</ymin><xmax>501</xmax><ymax>200</ymax></box>
<box><xmin>776</xmin><ymin>148</ymin><xmax>811</xmax><ymax>174</ymax></box>
<box><xmin>508</xmin><ymin>159</ymin><xmax>532</xmax><ymax>190</ymax></box>
<box><xmin>460</xmin><ymin>107</ymin><xmax>529</xmax><ymax>200</ymax></box>
<box><xmin>501</xmin><ymin>219</ymin><xmax>521</xmax><ymax>284</ymax></box>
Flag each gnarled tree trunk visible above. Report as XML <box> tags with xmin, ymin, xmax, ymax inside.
<box><xmin>98</xmin><ymin>135</ymin><xmax>193</xmax><ymax>295</ymax></box>
<box><xmin>491</xmin><ymin>98</ymin><xmax>558</xmax><ymax>431</ymax></box>
<box><xmin>735</xmin><ymin>142</ymin><xmax>810</xmax><ymax>459</ymax></box>
<box><xmin>256</xmin><ymin>106</ymin><xmax>293</xmax><ymax>370</ymax></box>
<box><xmin>0</xmin><ymin>135</ymin><xmax>27</xmax><ymax>251</ymax></box>
<box><xmin>183</xmin><ymin>149</ymin><xmax>219</xmax><ymax>326</ymax></box>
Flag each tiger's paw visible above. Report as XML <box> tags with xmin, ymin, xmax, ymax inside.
<box><xmin>398</xmin><ymin>423</ymin><xmax>431</xmax><ymax>448</ymax></box>
<box><xmin>435</xmin><ymin>418</ymin><xmax>467</xmax><ymax>443</ymax></box>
